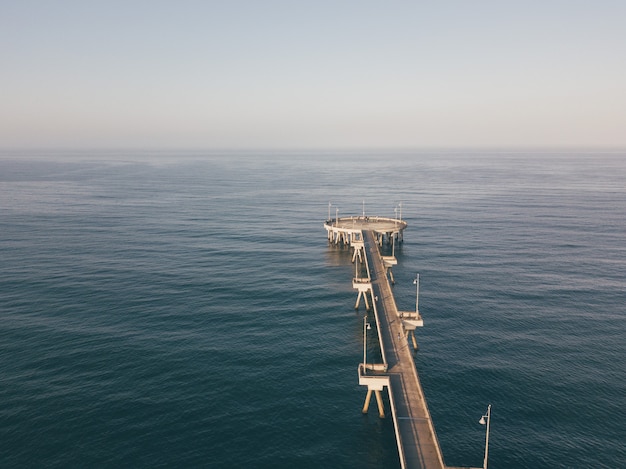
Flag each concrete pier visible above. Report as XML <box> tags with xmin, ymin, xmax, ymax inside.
<box><xmin>325</xmin><ymin>216</ymin><xmax>479</xmax><ymax>469</ymax></box>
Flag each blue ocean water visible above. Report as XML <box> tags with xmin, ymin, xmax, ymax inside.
<box><xmin>0</xmin><ymin>150</ymin><xmax>624</xmax><ymax>468</ymax></box>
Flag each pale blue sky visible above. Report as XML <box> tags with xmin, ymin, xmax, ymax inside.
<box><xmin>2</xmin><ymin>1</ymin><xmax>625</xmax><ymax>149</ymax></box>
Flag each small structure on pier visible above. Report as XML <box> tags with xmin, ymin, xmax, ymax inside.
<box><xmin>353</xmin><ymin>277</ymin><xmax>373</xmax><ymax>310</ymax></box>
<box><xmin>398</xmin><ymin>274</ymin><xmax>424</xmax><ymax>350</ymax></box>
<box><xmin>351</xmin><ymin>230</ymin><xmax>365</xmax><ymax>263</ymax></box>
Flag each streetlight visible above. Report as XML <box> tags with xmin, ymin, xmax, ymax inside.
<box><xmin>413</xmin><ymin>274</ymin><xmax>420</xmax><ymax>313</ymax></box>
<box><xmin>363</xmin><ymin>315</ymin><xmax>372</xmax><ymax>369</ymax></box>
<box><xmin>479</xmin><ymin>404</ymin><xmax>492</xmax><ymax>469</ymax></box>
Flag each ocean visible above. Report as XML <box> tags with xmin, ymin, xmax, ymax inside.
<box><xmin>0</xmin><ymin>150</ymin><xmax>624</xmax><ymax>468</ymax></box>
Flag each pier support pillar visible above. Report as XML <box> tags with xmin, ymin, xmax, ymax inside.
<box><xmin>375</xmin><ymin>390</ymin><xmax>385</xmax><ymax>418</ymax></box>
<box><xmin>362</xmin><ymin>389</ymin><xmax>373</xmax><ymax>414</ymax></box>
<box><xmin>411</xmin><ymin>330</ymin><xmax>419</xmax><ymax>350</ymax></box>
<box><xmin>351</xmin><ymin>246</ymin><xmax>363</xmax><ymax>263</ymax></box>
<box><xmin>361</xmin><ymin>389</ymin><xmax>386</xmax><ymax>418</ymax></box>
<box><xmin>354</xmin><ymin>290</ymin><xmax>371</xmax><ymax>310</ymax></box>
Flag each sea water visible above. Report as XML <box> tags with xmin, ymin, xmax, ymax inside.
<box><xmin>1</xmin><ymin>150</ymin><xmax>624</xmax><ymax>468</ymax></box>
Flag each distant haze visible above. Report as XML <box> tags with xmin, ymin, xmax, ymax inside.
<box><xmin>2</xmin><ymin>1</ymin><xmax>625</xmax><ymax>150</ymax></box>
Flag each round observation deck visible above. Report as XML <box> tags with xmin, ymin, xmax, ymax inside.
<box><xmin>325</xmin><ymin>216</ymin><xmax>407</xmax><ymax>235</ymax></box>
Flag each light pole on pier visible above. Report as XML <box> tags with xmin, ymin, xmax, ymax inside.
<box><xmin>479</xmin><ymin>404</ymin><xmax>492</xmax><ymax>469</ymax></box>
<box><xmin>328</xmin><ymin>202</ymin><xmax>331</xmax><ymax>221</ymax></box>
<box><xmin>413</xmin><ymin>273</ymin><xmax>420</xmax><ymax>313</ymax></box>
<box><xmin>363</xmin><ymin>315</ymin><xmax>371</xmax><ymax>369</ymax></box>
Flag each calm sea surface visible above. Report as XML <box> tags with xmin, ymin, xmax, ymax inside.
<box><xmin>1</xmin><ymin>150</ymin><xmax>624</xmax><ymax>468</ymax></box>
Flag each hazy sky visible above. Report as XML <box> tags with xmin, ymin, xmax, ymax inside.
<box><xmin>2</xmin><ymin>1</ymin><xmax>625</xmax><ymax>149</ymax></box>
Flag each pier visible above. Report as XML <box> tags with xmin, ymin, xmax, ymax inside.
<box><xmin>324</xmin><ymin>216</ymin><xmax>479</xmax><ymax>469</ymax></box>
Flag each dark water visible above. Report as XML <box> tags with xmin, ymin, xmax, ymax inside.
<box><xmin>1</xmin><ymin>150</ymin><xmax>624</xmax><ymax>468</ymax></box>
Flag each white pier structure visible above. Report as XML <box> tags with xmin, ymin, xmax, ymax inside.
<box><xmin>325</xmin><ymin>215</ymin><xmax>406</xmax><ymax>247</ymax></box>
<box><xmin>324</xmin><ymin>215</ymin><xmax>479</xmax><ymax>469</ymax></box>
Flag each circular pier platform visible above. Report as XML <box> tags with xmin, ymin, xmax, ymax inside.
<box><xmin>324</xmin><ymin>216</ymin><xmax>407</xmax><ymax>245</ymax></box>
<box><xmin>329</xmin><ymin>216</ymin><xmax>407</xmax><ymax>233</ymax></box>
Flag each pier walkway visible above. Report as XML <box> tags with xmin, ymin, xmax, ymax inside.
<box><xmin>325</xmin><ymin>216</ymin><xmax>479</xmax><ymax>469</ymax></box>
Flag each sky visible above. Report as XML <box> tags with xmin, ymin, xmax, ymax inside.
<box><xmin>1</xmin><ymin>1</ymin><xmax>626</xmax><ymax>150</ymax></box>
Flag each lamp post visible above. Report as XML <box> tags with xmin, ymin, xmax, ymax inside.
<box><xmin>413</xmin><ymin>274</ymin><xmax>420</xmax><ymax>313</ymax></box>
<box><xmin>479</xmin><ymin>404</ymin><xmax>492</xmax><ymax>469</ymax></box>
<box><xmin>363</xmin><ymin>315</ymin><xmax>371</xmax><ymax>369</ymax></box>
